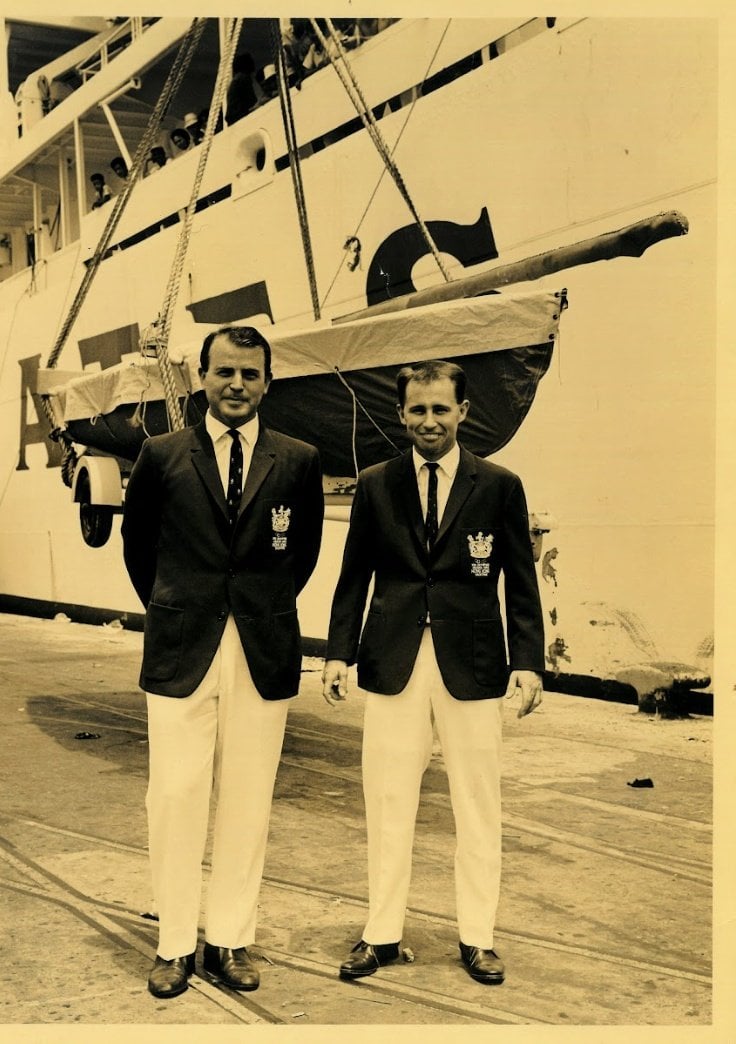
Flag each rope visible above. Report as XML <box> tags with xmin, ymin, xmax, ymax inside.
<box><xmin>270</xmin><ymin>20</ymin><xmax>321</xmax><ymax>320</ymax></box>
<box><xmin>46</xmin><ymin>19</ymin><xmax>205</xmax><ymax>374</ymax></box>
<box><xmin>152</xmin><ymin>17</ymin><xmax>244</xmax><ymax>431</ymax></box>
<box><xmin>39</xmin><ymin>18</ymin><xmax>207</xmax><ymax>457</ymax></box>
<box><xmin>332</xmin><ymin>366</ymin><xmax>401</xmax><ymax>477</ymax></box>
<box><xmin>319</xmin><ymin>21</ymin><xmax>451</xmax><ymax>309</ymax></box>
<box><xmin>312</xmin><ymin>17</ymin><xmax>452</xmax><ymax>285</ymax></box>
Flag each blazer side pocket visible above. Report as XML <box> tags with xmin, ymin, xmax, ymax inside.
<box><xmin>357</xmin><ymin>610</ymin><xmax>385</xmax><ymax>676</ymax></box>
<box><xmin>143</xmin><ymin>601</ymin><xmax>184</xmax><ymax>681</ymax></box>
<box><xmin>472</xmin><ymin>617</ymin><xmax>507</xmax><ymax>687</ymax></box>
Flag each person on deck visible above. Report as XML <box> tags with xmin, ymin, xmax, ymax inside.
<box><xmin>109</xmin><ymin>156</ymin><xmax>128</xmax><ymax>181</ymax></box>
<box><xmin>169</xmin><ymin>127</ymin><xmax>192</xmax><ymax>153</ymax></box>
<box><xmin>143</xmin><ymin>146</ymin><xmax>168</xmax><ymax>176</ymax></box>
<box><xmin>89</xmin><ymin>172</ymin><xmax>111</xmax><ymax>209</ymax></box>
<box><xmin>225</xmin><ymin>52</ymin><xmax>258</xmax><ymax>124</ymax></box>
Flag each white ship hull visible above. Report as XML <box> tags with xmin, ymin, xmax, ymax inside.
<box><xmin>0</xmin><ymin>16</ymin><xmax>716</xmax><ymax>691</ymax></box>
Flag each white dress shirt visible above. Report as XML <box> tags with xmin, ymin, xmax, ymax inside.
<box><xmin>205</xmin><ymin>411</ymin><xmax>259</xmax><ymax>496</ymax></box>
<box><xmin>412</xmin><ymin>442</ymin><xmax>460</xmax><ymax>528</ymax></box>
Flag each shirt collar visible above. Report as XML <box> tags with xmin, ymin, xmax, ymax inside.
<box><xmin>205</xmin><ymin>411</ymin><xmax>259</xmax><ymax>446</ymax></box>
<box><xmin>412</xmin><ymin>442</ymin><xmax>460</xmax><ymax>481</ymax></box>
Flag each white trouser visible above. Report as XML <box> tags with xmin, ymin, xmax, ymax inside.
<box><xmin>146</xmin><ymin>615</ymin><xmax>290</xmax><ymax>959</ymax></box>
<box><xmin>361</xmin><ymin>627</ymin><xmax>503</xmax><ymax>949</ymax></box>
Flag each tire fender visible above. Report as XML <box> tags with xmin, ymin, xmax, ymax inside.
<box><xmin>72</xmin><ymin>456</ymin><xmax>122</xmax><ymax>507</ymax></box>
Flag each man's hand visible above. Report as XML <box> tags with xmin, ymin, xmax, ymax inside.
<box><xmin>504</xmin><ymin>670</ymin><xmax>543</xmax><ymax>718</ymax></box>
<box><xmin>322</xmin><ymin>659</ymin><xmax>349</xmax><ymax>706</ymax></box>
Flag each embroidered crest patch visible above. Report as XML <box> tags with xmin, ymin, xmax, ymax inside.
<box><xmin>272</xmin><ymin>505</ymin><xmax>291</xmax><ymax>550</ymax></box>
<box><xmin>467</xmin><ymin>531</ymin><xmax>493</xmax><ymax>577</ymax></box>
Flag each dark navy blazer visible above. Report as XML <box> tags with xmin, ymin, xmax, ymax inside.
<box><xmin>122</xmin><ymin>420</ymin><xmax>323</xmax><ymax>699</ymax></box>
<box><xmin>326</xmin><ymin>447</ymin><xmax>544</xmax><ymax>699</ymax></box>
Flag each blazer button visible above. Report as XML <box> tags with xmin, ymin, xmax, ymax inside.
<box><xmin>217</xmin><ymin>610</ymin><xmax>226</xmax><ymax>621</ymax></box>
<box><xmin>228</xmin><ymin>569</ymin><xmax>236</xmax><ymax>579</ymax></box>
<box><xmin>417</xmin><ymin>616</ymin><xmax>426</xmax><ymax>627</ymax></box>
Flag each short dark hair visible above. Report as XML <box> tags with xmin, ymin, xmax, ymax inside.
<box><xmin>199</xmin><ymin>325</ymin><xmax>272</xmax><ymax>380</ymax></box>
<box><xmin>396</xmin><ymin>359</ymin><xmax>466</xmax><ymax>407</ymax></box>
<box><xmin>90</xmin><ymin>172</ymin><xmax>104</xmax><ymax>184</ymax></box>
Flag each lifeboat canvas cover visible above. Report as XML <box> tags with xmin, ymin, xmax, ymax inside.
<box><xmin>60</xmin><ymin>287</ymin><xmax>564</xmax><ymax>476</ymax></box>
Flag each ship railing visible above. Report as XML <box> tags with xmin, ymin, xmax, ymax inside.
<box><xmin>14</xmin><ymin>18</ymin><xmax>155</xmax><ymax>138</ymax></box>
<box><xmin>77</xmin><ymin>18</ymin><xmax>150</xmax><ymax>84</ymax></box>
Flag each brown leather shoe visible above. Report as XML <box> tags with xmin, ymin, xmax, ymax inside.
<box><xmin>339</xmin><ymin>939</ymin><xmax>401</xmax><ymax>980</ymax></box>
<box><xmin>202</xmin><ymin>943</ymin><xmax>260</xmax><ymax>991</ymax></box>
<box><xmin>147</xmin><ymin>952</ymin><xmax>195</xmax><ymax>998</ymax></box>
<box><xmin>459</xmin><ymin>942</ymin><xmax>505</xmax><ymax>984</ymax></box>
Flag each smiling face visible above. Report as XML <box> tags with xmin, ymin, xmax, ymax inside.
<box><xmin>397</xmin><ymin>376</ymin><xmax>469</xmax><ymax>461</ymax></box>
<box><xmin>199</xmin><ymin>334</ymin><xmax>270</xmax><ymax>428</ymax></box>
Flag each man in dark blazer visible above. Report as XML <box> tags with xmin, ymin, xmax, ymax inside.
<box><xmin>122</xmin><ymin>325</ymin><xmax>323</xmax><ymax>999</ymax></box>
<box><xmin>322</xmin><ymin>359</ymin><xmax>543</xmax><ymax>985</ymax></box>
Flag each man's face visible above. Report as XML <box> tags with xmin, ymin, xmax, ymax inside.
<box><xmin>397</xmin><ymin>376</ymin><xmax>469</xmax><ymax>461</ymax></box>
<box><xmin>199</xmin><ymin>335</ymin><xmax>270</xmax><ymax>428</ymax></box>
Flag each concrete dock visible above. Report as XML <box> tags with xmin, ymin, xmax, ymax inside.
<box><xmin>0</xmin><ymin>611</ymin><xmax>718</xmax><ymax>1035</ymax></box>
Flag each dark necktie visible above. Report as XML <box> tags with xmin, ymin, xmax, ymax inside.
<box><xmin>226</xmin><ymin>429</ymin><xmax>243</xmax><ymax>526</ymax></box>
<box><xmin>424</xmin><ymin>462</ymin><xmax>439</xmax><ymax>548</ymax></box>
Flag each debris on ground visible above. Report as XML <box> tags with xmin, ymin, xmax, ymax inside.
<box><xmin>627</xmin><ymin>777</ymin><xmax>654</xmax><ymax>788</ymax></box>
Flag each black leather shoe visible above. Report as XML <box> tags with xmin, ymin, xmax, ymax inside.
<box><xmin>147</xmin><ymin>952</ymin><xmax>195</xmax><ymax>998</ymax></box>
<box><xmin>459</xmin><ymin>942</ymin><xmax>505</xmax><ymax>984</ymax></box>
<box><xmin>339</xmin><ymin>939</ymin><xmax>401</xmax><ymax>980</ymax></box>
<box><xmin>202</xmin><ymin>943</ymin><xmax>260</xmax><ymax>991</ymax></box>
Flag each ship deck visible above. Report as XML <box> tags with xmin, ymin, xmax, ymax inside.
<box><xmin>0</xmin><ymin>612</ymin><xmax>714</xmax><ymax>1033</ymax></box>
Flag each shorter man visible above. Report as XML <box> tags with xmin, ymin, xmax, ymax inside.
<box><xmin>323</xmin><ymin>359</ymin><xmax>544</xmax><ymax>984</ymax></box>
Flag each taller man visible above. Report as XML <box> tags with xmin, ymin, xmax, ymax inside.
<box><xmin>123</xmin><ymin>325</ymin><xmax>323</xmax><ymax>998</ymax></box>
<box><xmin>322</xmin><ymin>359</ymin><xmax>544</xmax><ymax>985</ymax></box>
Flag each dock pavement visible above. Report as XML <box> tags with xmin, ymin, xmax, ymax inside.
<box><xmin>0</xmin><ymin>611</ymin><xmax>717</xmax><ymax>1036</ymax></box>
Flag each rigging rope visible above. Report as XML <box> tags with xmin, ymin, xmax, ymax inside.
<box><xmin>332</xmin><ymin>366</ymin><xmax>401</xmax><ymax>477</ymax></box>
<box><xmin>152</xmin><ymin>16</ymin><xmax>244</xmax><ymax>431</ymax></box>
<box><xmin>319</xmin><ymin>20</ymin><xmax>452</xmax><ymax>309</ymax></box>
<box><xmin>39</xmin><ymin>18</ymin><xmax>207</xmax><ymax>474</ymax></box>
<box><xmin>270</xmin><ymin>19</ymin><xmax>321</xmax><ymax>321</ymax></box>
<box><xmin>45</xmin><ymin>19</ymin><xmax>205</xmax><ymax>376</ymax></box>
<box><xmin>312</xmin><ymin>17</ymin><xmax>452</xmax><ymax>285</ymax></box>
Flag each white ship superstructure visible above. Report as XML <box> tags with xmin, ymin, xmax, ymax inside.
<box><xmin>0</xmin><ymin>16</ymin><xmax>716</xmax><ymax>698</ymax></box>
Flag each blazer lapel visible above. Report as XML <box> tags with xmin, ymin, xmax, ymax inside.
<box><xmin>238</xmin><ymin>427</ymin><xmax>276</xmax><ymax>519</ymax></box>
<box><xmin>190</xmin><ymin>421</ymin><xmax>229</xmax><ymax>522</ymax></box>
<box><xmin>393</xmin><ymin>451</ymin><xmax>427</xmax><ymax>556</ymax></box>
<box><xmin>435</xmin><ymin>447</ymin><xmax>477</xmax><ymax>547</ymax></box>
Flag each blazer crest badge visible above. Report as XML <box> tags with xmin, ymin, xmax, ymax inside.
<box><xmin>272</xmin><ymin>504</ymin><xmax>291</xmax><ymax>550</ymax></box>
<box><xmin>467</xmin><ymin>531</ymin><xmax>493</xmax><ymax>576</ymax></box>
